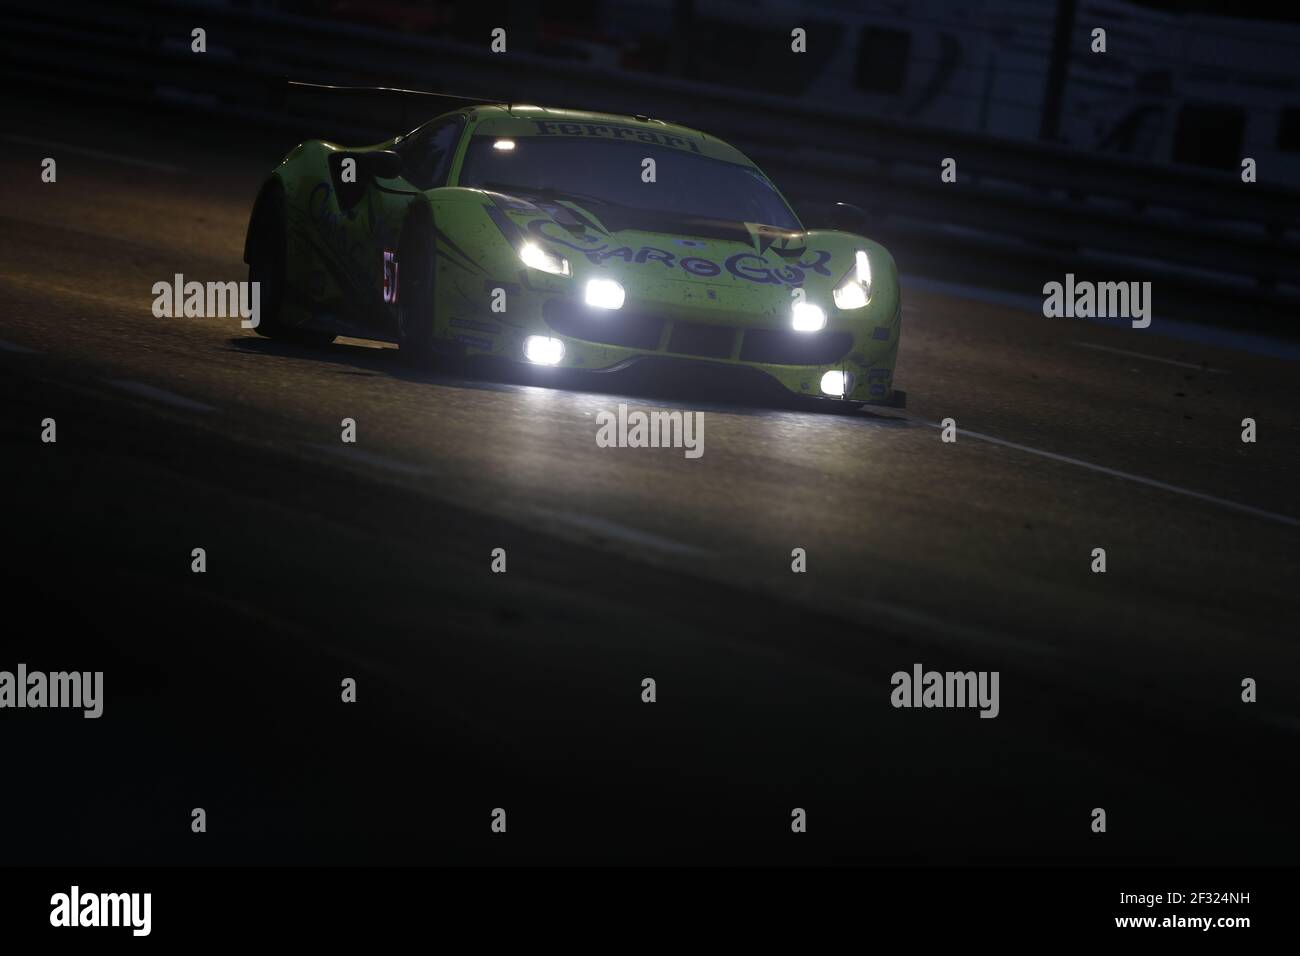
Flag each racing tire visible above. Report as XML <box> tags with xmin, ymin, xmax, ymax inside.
<box><xmin>395</xmin><ymin>206</ymin><xmax>439</xmax><ymax>366</ymax></box>
<box><xmin>247</xmin><ymin>182</ymin><xmax>335</xmax><ymax>347</ymax></box>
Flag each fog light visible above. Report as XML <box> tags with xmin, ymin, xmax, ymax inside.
<box><xmin>523</xmin><ymin>335</ymin><xmax>564</xmax><ymax>366</ymax></box>
<box><xmin>584</xmin><ymin>278</ymin><xmax>625</xmax><ymax>310</ymax></box>
<box><xmin>792</xmin><ymin>302</ymin><xmax>826</xmax><ymax>332</ymax></box>
<box><xmin>820</xmin><ymin>370</ymin><xmax>852</xmax><ymax>397</ymax></box>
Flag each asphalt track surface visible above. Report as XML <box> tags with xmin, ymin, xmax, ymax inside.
<box><xmin>1</xmin><ymin>97</ymin><xmax>1297</xmax><ymax>864</ymax></box>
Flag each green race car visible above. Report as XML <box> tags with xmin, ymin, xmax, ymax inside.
<box><xmin>244</xmin><ymin>98</ymin><xmax>903</xmax><ymax>405</ymax></box>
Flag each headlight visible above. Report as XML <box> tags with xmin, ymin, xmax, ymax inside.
<box><xmin>833</xmin><ymin>250</ymin><xmax>872</xmax><ymax>310</ymax></box>
<box><xmin>820</xmin><ymin>370</ymin><xmax>853</xmax><ymax>397</ymax></box>
<box><xmin>523</xmin><ymin>335</ymin><xmax>565</xmax><ymax>365</ymax></box>
<box><xmin>519</xmin><ymin>242</ymin><xmax>570</xmax><ymax>276</ymax></box>
<box><xmin>792</xmin><ymin>301</ymin><xmax>826</xmax><ymax>332</ymax></box>
<box><xmin>833</xmin><ymin>281</ymin><xmax>868</xmax><ymax>310</ymax></box>
<box><xmin>584</xmin><ymin>278</ymin><xmax>625</xmax><ymax>310</ymax></box>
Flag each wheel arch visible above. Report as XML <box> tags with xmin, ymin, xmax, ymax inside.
<box><xmin>243</xmin><ymin>174</ymin><xmax>288</xmax><ymax>265</ymax></box>
<box><xmin>400</xmin><ymin>192</ymin><xmax>436</xmax><ymax>244</ymax></box>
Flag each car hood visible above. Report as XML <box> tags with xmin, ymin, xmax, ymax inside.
<box><xmin>481</xmin><ymin>189</ymin><xmax>859</xmax><ymax>303</ymax></box>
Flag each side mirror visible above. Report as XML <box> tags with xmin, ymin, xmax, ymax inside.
<box><xmin>365</xmin><ymin>150</ymin><xmax>403</xmax><ymax>180</ymax></box>
<box><xmin>330</xmin><ymin>151</ymin><xmax>404</xmax><ymax>211</ymax></box>
<box><xmin>802</xmin><ymin>201</ymin><xmax>868</xmax><ymax>235</ymax></box>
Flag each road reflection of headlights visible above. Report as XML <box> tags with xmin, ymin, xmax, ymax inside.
<box><xmin>833</xmin><ymin>250</ymin><xmax>872</xmax><ymax>310</ymax></box>
<box><xmin>792</xmin><ymin>301</ymin><xmax>826</xmax><ymax>332</ymax></box>
<box><xmin>519</xmin><ymin>242</ymin><xmax>570</xmax><ymax>276</ymax></box>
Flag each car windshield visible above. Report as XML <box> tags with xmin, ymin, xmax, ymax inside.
<box><xmin>458</xmin><ymin>133</ymin><xmax>801</xmax><ymax>230</ymax></box>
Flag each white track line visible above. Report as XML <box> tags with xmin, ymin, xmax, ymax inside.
<box><xmin>104</xmin><ymin>379</ymin><xmax>216</xmax><ymax>413</ymax></box>
<box><xmin>1</xmin><ymin>135</ymin><xmax>184</xmax><ymax>174</ymax></box>
<box><xmin>305</xmin><ymin>443</ymin><xmax>433</xmax><ymax>476</ymax></box>
<box><xmin>537</xmin><ymin>510</ymin><xmax>713</xmax><ymax>558</ymax></box>
<box><xmin>903</xmin><ymin>415</ymin><xmax>1299</xmax><ymax>529</ymax></box>
<box><xmin>1069</xmin><ymin>341</ymin><xmax>1229</xmax><ymax>373</ymax></box>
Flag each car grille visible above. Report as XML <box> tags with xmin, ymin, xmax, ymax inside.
<box><xmin>739</xmin><ymin>328</ymin><xmax>853</xmax><ymax>366</ymax></box>
<box><xmin>543</xmin><ymin>300</ymin><xmax>664</xmax><ymax>350</ymax></box>
<box><xmin>667</xmin><ymin>321</ymin><xmax>736</xmax><ymax>359</ymax></box>
<box><xmin>544</xmin><ymin>299</ymin><xmax>852</xmax><ymax>367</ymax></box>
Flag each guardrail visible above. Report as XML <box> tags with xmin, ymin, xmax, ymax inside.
<box><xmin>4</xmin><ymin>0</ymin><xmax>1298</xmax><ymax>332</ymax></box>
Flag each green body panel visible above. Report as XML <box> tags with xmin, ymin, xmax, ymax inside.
<box><xmin>252</xmin><ymin>105</ymin><xmax>903</xmax><ymax>403</ymax></box>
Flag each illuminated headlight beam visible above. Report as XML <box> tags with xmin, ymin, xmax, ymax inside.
<box><xmin>833</xmin><ymin>250</ymin><xmax>872</xmax><ymax>310</ymax></box>
<box><xmin>820</xmin><ymin>370</ymin><xmax>852</xmax><ymax>398</ymax></box>
<box><xmin>584</xmin><ymin>278</ymin><xmax>625</xmax><ymax>310</ymax></box>
<box><xmin>519</xmin><ymin>242</ymin><xmax>570</xmax><ymax>276</ymax></box>
<box><xmin>523</xmin><ymin>335</ymin><xmax>565</xmax><ymax>366</ymax></box>
<box><xmin>792</xmin><ymin>302</ymin><xmax>826</xmax><ymax>332</ymax></box>
<box><xmin>855</xmin><ymin>249</ymin><xmax>871</xmax><ymax>285</ymax></box>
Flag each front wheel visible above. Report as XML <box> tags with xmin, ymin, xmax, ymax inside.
<box><xmin>247</xmin><ymin>183</ymin><xmax>334</xmax><ymax>347</ymax></box>
<box><xmin>394</xmin><ymin>209</ymin><xmax>438</xmax><ymax>365</ymax></box>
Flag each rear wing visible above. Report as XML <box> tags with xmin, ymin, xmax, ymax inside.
<box><xmin>282</xmin><ymin>80</ymin><xmax>503</xmax><ymax>140</ymax></box>
<box><xmin>280</xmin><ymin>80</ymin><xmax>671</xmax><ymax>143</ymax></box>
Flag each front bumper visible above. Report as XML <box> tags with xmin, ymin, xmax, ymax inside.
<box><xmin>448</xmin><ymin>291</ymin><xmax>903</xmax><ymax>403</ymax></box>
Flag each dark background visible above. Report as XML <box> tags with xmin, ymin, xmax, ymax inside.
<box><xmin>0</xmin><ymin>0</ymin><xmax>1297</xmax><ymax>869</ymax></box>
